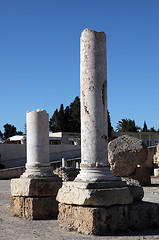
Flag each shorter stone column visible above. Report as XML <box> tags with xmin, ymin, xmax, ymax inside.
<box><xmin>10</xmin><ymin>109</ymin><xmax>61</xmax><ymax>220</ymax></box>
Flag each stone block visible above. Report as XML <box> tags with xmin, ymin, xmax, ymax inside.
<box><xmin>108</xmin><ymin>135</ymin><xmax>147</xmax><ymax>176</ymax></box>
<box><xmin>53</xmin><ymin>167</ymin><xmax>80</xmax><ymax>181</ymax></box>
<box><xmin>58</xmin><ymin>202</ymin><xmax>159</xmax><ymax>235</ymax></box>
<box><xmin>56</xmin><ymin>181</ymin><xmax>133</xmax><ymax>206</ymax></box>
<box><xmin>154</xmin><ymin>168</ymin><xmax>159</xmax><ymax>177</ymax></box>
<box><xmin>10</xmin><ymin>196</ymin><xmax>58</xmax><ymax>220</ymax></box>
<box><xmin>10</xmin><ymin>196</ymin><xmax>25</xmax><ymax>218</ymax></box>
<box><xmin>11</xmin><ymin>177</ymin><xmax>62</xmax><ymax>197</ymax></box>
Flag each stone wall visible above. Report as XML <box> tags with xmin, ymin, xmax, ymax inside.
<box><xmin>0</xmin><ymin>166</ymin><xmax>25</xmax><ymax>179</ymax></box>
<box><xmin>49</xmin><ymin>145</ymin><xmax>81</xmax><ymax>162</ymax></box>
<box><xmin>0</xmin><ymin>144</ymin><xmax>81</xmax><ymax>168</ymax></box>
<box><xmin>0</xmin><ymin>144</ymin><xmax>26</xmax><ymax>168</ymax></box>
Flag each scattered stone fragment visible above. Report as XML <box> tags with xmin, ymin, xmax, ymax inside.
<box><xmin>121</xmin><ymin>177</ymin><xmax>144</xmax><ymax>201</ymax></box>
<box><xmin>108</xmin><ymin>135</ymin><xmax>147</xmax><ymax>176</ymax></box>
<box><xmin>53</xmin><ymin>167</ymin><xmax>79</xmax><ymax>181</ymax></box>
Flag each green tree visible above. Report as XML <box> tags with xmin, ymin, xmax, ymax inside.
<box><xmin>3</xmin><ymin>123</ymin><xmax>17</xmax><ymax>139</ymax></box>
<box><xmin>49</xmin><ymin>108</ymin><xmax>63</xmax><ymax>132</ymax></box>
<box><xmin>143</xmin><ymin>121</ymin><xmax>148</xmax><ymax>132</ymax></box>
<box><xmin>49</xmin><ymin>96</ymin><xmax>114</xmax><ymax>137</ymax></box>
<box><xmin>0</xmin><ymin>130</ymin><xmax>3</xmax><ymax>139</ymax></box>
<box><xmin>116</xmin><ymin>118</ymin><xmax>137</xmax><ymax>132</ymax></box>
<box><xmin>16</xmin><ymin>131</ymin><xmax>24</xmax><ymax>135</ymax></box>
<box><xmin>70</xmin><ymin>96</ymin><xmax>80</xmax><ymax>132</ymax></box>
<box><xmin>150</xmin><ymin>127</ymin><xmax>156</xmax><ymax>132</ymax></box>
<box><xmin>49</xmin><ymin>97</ymin><xmax>81</xmax><ymax>133</ymax></box>
<box><xmin>108</xmin><ymin>111</ymin><xmax>113</xmax><ymax>141</ymax></box>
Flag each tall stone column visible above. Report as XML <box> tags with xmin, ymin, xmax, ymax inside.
<box><xmin>22</xmin><ymin>109</ymin><xmax>53</xmax><ymax>178</ymax></box>
<box><xmin>76</xmin><ymin>28</ymin><xmax>117</xmax><ymax>181</ymax></box>
<box><xmin>10</xmin><ymin>109</ymin><xmax>61</xmax><ymax>220</ymax></box>
<box><xmin>57</xmin><ymin>30</ymin><xmax>133</xmax><ymax>235</ymax></box>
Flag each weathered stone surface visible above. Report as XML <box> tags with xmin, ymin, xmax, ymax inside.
<box><xmin>121</xmin><ymin>177</ymin><xmax>144</xmax><ymax>201</ymax></box>
<box><xmin>153</xmin><ymin>143</ymin><xmax>159</xmax><ymax>166</ymax></box>
<box><xmin>10</xmin><ymin>196</ymin><xmax>25</xmax><ymax>218</ymax></box>
<box><xmin>129</xmin><ymin>167</ymin><xmax>151</xmax><ymax>186</ymax></box>
<box><xmin>10</xmin><ymin>196</ymin><xmax>58</xmax><ymax>220</ymax></box>
<box><xmin>58</xmin><ymin>202</ymin><xmax>159</xmax><ymax>235</ymax></box>
<box><xmin>80</xmin><ymin>28</ymin><xmax>108</xmax><ymax>168</ymax></box>
<box><xmin>77</xmin><ymin>28</ymin><xmax>118</xmax><ymax>182</ymax></box>
<box><xmin>154</xmin><ymin>168</ymin><xmax>159</xmax><ymax>177</ymax></box>
<box><xmin>108</xmin><ymin>135</ymin><xmax>147</xmax><ymax>176</ymax></box>
<box><xmin>53</xmin><ymin>167</ymin><xmax>80</xmax><ymax>181</ymax></box>
<box><xmin>11</xmin><ymin>177</ymin><xmax>62</xmax><ymax>197</ymax></box>
<box><xmin>56</xmin><ymin>181</ymin><xmax>133</xmax><ymax>206</ymax></box>
<box><xmin>22</xmin><ymin>109</ymin><xmax>55</xmax><ymax>178</ymax></box>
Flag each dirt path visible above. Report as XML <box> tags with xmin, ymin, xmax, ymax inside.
<box><xmin>0</xmin><ymin>179</ymin><xmax>159</xmax><ymax>240</ymax></box>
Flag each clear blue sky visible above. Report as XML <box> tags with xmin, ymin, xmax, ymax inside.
<box><xmin>0</xmin><ymin>0</ymin><xmax>159</xmax><ymax>133</ymax></box>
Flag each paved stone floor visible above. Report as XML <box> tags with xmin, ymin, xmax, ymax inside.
<box><xmin>0</xmin><ymin>178</ymin><xmax>159</xmax><ymax>240</ymax></box>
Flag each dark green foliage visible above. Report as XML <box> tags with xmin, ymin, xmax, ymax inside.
<box><xmin>143</xmin><ymin>121</ymin><xmax>148</xmax><ymax>132</ymax></box>
<box><xmin>49</xmin><ymin>96</ymin><xmax>80</xmax><ymax>133</ymax></box>
<box><xmin>150</xmin><ymin>127</ymin><xmax>156</xmax><ymax>132</ymax></box>
<box><xmin>0</xmin><ymin>130</ymin><xmax>3</xmax><ymax>139</ymax></box>
<box><xmin>49</xmin><ymin>96</ymin><xmax>113</xmax><ymax>138</ymax></box>
<box><xmin>3</xmin><ymin>123</ymin><xmax>17</xmax><ymax>139</ymax></box>
<box><xmin>1</xmin><ymin>124</ymin><xmax>24</xmax><ymax>139</ymax></box>
<box><xmin>16</xmin><ymin>131</ymin><xmax>24</xmax><ymax>135</ymax></box>
<box><xmin>108</xmin><ymin>111</ymin><xmax>113</xmax><ymax>141</ymax></box>
<box><xmin>116</xmin><ymin>118</ymin><xmax>137</xmax><ymax>132</ymax></box>
<box><xmin>70</xmin><ymin>97</ymin><xmax>80</xmax><ymax>132</ymax></box>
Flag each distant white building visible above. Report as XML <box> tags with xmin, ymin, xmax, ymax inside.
<box><xmin>0</xmin><ymin>137</ymin><xmax>3</xmax><ymax>144</ymax></box>
<box><xmin>49</xmin><ymin>132</ymin><xmax>81</xmax><ymax>145</ymax></box>
<box><xmin>2</xmin><ymin>132</ymin><xmax>81</xmax><ymax>146</ymax></box>
<box><xmin>3</xmin><ymin>135</ymin><xmax>26</xmax><ymax>144</ymax></box>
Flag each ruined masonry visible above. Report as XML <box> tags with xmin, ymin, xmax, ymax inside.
<box><xmin>154</xmin><ymin>143</ymin><xmax>159</xmax><ymax>176</ymax></box>
<box><xmin>57</xmin><ymin>29</ymin><xmax>134</xmax><ymax>234</ymax></box>
<box><xmin>57</xmin><ymin>29</ymin><xmax>159</xmax><ymax>235</ymax></box>
<box><xmin>10</xmin><ymin>109</ymin><xmax>61</xmax><ymax>220</ymax></box>
<box><xmin>9</xmin><ymin>29</ymin><xmax>159</xmax><ymax>233</ymax></box>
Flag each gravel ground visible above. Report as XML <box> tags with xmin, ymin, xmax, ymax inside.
<box><xmin>0</xmin><ymin>179</ymin><xmax>159</xmax><ymax>240</ymax></box>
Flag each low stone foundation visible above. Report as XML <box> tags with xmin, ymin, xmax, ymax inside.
<box><xmin>58</xmin><ymin>202</ymin><xmax>159</xmax><ymax>235</ymax></box>
<box><xmin>10</xmin><ymin>196</ymin><xmax>58</xmax><ymax>220</ymax></box>
<box><xmin>10</xmin><ymin>177</ymin><xmax>61</xmax><ymax>220</ymax></box>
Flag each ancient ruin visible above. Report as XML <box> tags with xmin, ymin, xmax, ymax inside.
<box><xmin>56</xmin><ymin>29</ymin><xmax>135</xmax><ymax>234</ymax></box>
<box><xmin>10</xmin><ymin>109</ymin><xmax>61</xmax><ymax>219</ymax></box>
<box><xmin>108</xmin><ymin>135</ymin><xmax>151</xmax><ymax>186</ymax></box>
<box><xmin>8</xmin><ymin>29</ymin><xmax>159</xmax><ymax>235</ymax></box>
<box><xmin>56</xmin><ymin>29</ymin><xmax>159</xmax><ymax>235</ymax></box>
<box><xmin>153</xmin><ymin>143</ymin><xmax>159</xmax><ymax>176</ymax></box>
<box><xmin>108</xmin><ymin>135</ymin><xmax>147</xmax><ymax>177</ymax></box>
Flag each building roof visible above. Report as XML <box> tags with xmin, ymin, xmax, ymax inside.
<box><xmin>8</xmin><ymin>135</ymin><xmax>25</xmax><ymax>141</ymax></box>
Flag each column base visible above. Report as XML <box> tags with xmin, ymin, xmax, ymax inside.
<box><xmin>57</xmin><ymin>181</ymin><xmax>133</xmax><ymax>206</ymax></box>
<box><xmin>11</xmin><ymin>177</ymin><xmax>62</xmax><ymax>219</ymax></box>
<box><xmin>75</xmin><ymin>166</ymin><xmax>120</xmax><ymax>182</ymax></box>
<box><xmin>58</xmin><ymin>202</ymin><xmax>159</xmax><ymax>235</ymax></box>
<box><xmin>21</xmin><ymin>164</ymin><xmax>55</xmax><ymax>178</ymax></box>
